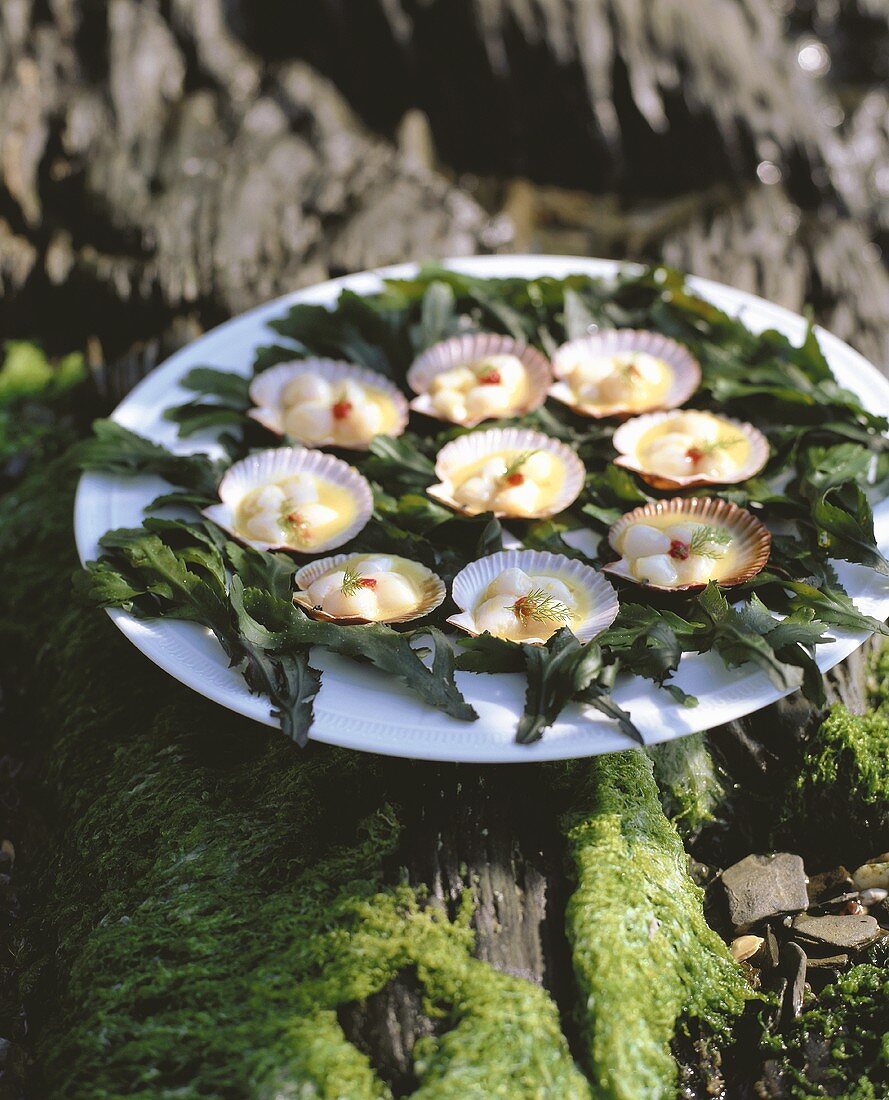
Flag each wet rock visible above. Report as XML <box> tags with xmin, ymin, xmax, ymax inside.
<box><xmin>755</xmin><ymin>923</ymin><xmax>781</xmax><ymax>971</ymax></box>
<box><xmin>853</xmin><ymin>862</ymin><xmax>889</xmax><ymax>891</ymax></box>
<box><xmin>730</xmin><ymin>934</ymin><xmax>764</xmax><ymax>963</ymax></box>
<box><xmin>860</xmin><ymin>888</ymin><xmax>888</xmax><ymax>906</ymax></box>
<box><xmin>791</xmin><ymin>913</ymin><xmax>881</xmax><ymax>951</ymax></box>
<box><xmin>720</xmin><ymin>853</ymin><xmax>808</xmax><ymax>932</ymax></box>
<box><xmin>806</xmin><ymin>866</ymin><xmax>853</xmax><ymax>905</ymax></box>
<box><xmin>869</xmin><ymin>899</ymin><xmax>889</xmax><ymax>927</ymax></box>
<box><xmin>780</xmin><ymin>941</ymin><xmax>807</xmax><ymax>1024</ymax></box>
<box><xmin>805</xmin><ymin>953</ymin><xmax>850</xmax><ymax>968</ymax></box>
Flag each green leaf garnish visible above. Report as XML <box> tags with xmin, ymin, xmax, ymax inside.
<box><xmin>688</xmin><ymin>525</ymin><xmax>732</xmax><ymax>558</ymax></box>
<box><xmin>339</xmin><ymin>563</ymin><xmax>365</xmax><ymax>597</ymax></box>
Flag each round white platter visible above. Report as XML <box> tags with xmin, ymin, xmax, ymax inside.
<box><xmin>74</xmin><ymin>256</ymin><xmax>889</xmax><ymax>763</ymax></box>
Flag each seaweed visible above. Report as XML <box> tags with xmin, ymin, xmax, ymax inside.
<box><xmin>562</xmin><ymin>750</ymin><xmax>750</xmax><ymax>1100</ymax></box>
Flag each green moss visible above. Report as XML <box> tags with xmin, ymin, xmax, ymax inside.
<box><xmin>786</xmin><ymin>647</ymin><xmax>889</xmax><ymax>862</ymax></box>
<box><xmin>760</xmin><ymin>962</ymin><xmax>889</xmax><ymax>1098</ymax></box>
<box><xmin>2</xmin><ymin>450</ymin><xmax>590</xmax><ymax>1098</ymax></box>
<box><xmin>562</xmin><ymin>750</ymin><xmax>750</xmax><ymax>1100</ymax></box>
<box><xmin>646</xmin><ymin>733</ymin><xmax>725</xmax><ymax>839</ymax></box>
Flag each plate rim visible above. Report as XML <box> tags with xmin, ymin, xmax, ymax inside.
<box><xmin>73</xmin><ymin>254</ymin><xmax>889</xmax><ymax>762</ymax></box>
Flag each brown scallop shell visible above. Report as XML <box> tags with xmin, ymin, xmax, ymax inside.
<box><xmin>603</xmin><ymin>497</ymin><xmax>771</xmax><ymax>592</ymax></box>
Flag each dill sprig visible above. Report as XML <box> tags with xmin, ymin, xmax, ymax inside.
<box><xmin>692</xmin><ymin>435</ymin><xmax>745</xmax><ymax>457</ymax></box>
<box><xmin>502</xmin><ymin>450</ymin><xmax>539</xmax><ymax>480</ymax></box>
<box><xmin>511</xmin><ymin>588</ymin><xmax>572</xmax><ymax>625</ymax></box>
<box><xmin>340</xmin><ymin>563</ymin><xmax>364</xmax><ymax>596</ymax></box>
<box><xmin>689</xmin><ymin>525</ymin><xmax>732</xmax><ymax>558</ymax></box>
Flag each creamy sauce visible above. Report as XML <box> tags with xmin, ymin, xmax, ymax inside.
<box><xmin>429</xmin><ymin>354</ymin><xmax>528</xmax><ymax>423</ymax></box>
<box><xmin>616</xmin><ymin>517</ymin><xmax>739</xmax><ymax>586</ymax></box>
<box><xmin>236</xmin><ymin>473</ymin><xmax>358</xmax><ymax>549</ymax></box>
<box><xmin>279</xmin><ymin>372</ymin><xmax>400</xmax><ymax>447</ymax></box>
<box><xmin>564</xmin><ymin>351</ymin><xmax>672</xmax><ymax>414</ymax></box>
<box><xmin>472</xmin><ymin>567</ymin><xmax>588</xmax><ymax>642</ymax></box>
<box><xmin>451</xmin><ymin>448</ymin><xmax>565</xmax><ymax>517</ymax></box>
<box><xmin>634</xmin><ymin>412</ymin><xmax>750</xmax><ymax>479</ymax></box>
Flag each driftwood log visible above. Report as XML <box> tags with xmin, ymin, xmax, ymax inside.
<box><xmin>1</xmin><ymin>1</ymin><xmax>887</xmax><ymax>1095</ymax></box>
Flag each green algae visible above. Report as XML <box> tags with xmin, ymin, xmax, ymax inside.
<box><xmin>562</xmin><ymin>750</ymin><xmax>750</xmax><ymax>1100</ymax></box>
<box><xmin>646</xmin><ymin>733</ymin><xmax>725</xmax><ymax>839</ymax></box>
<box><xmin>786</xmin><ymin>642</ymin><xmax>889</xmax><ymax>863</ymax></box>
<box><xmin>760</xmin><ymin>962</ymin><xmax>889</xmax><ymax>1098</ymax></box>
<box><xmin>2</xmin><ymin>449</ymin><xmax>590</xmax><ymax>1098</ymax></box>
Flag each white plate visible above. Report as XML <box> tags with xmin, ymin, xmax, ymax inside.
<box><xmin>73</xmin><ymin>256</ymin><xmax>889</xmax><ymax>762</ymax></box>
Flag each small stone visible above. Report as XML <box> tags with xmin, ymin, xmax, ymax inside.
<box><xmin>806</xmin><ymin>866</ymin><xmax>852</xmax><ymax>905</ymax></box>
<box><xmin>870</xmin><ymin>899</ymin><xmax>889</xmax><ymax>928</ymax></box>
<box><xmin>756</xmin><ymin>923</ymin><xmax>781</xmax><ymax>970</ymax></box>
<box><xmin>852</xmin><ymin>862</ymin><xmax>889</xmax><ymax>891</ymax></box>
<box><xmin>792</xmin><ymin>913</ymin><xmax>881</xmax><ymax>951</ymax></box>
<box><xmin>805</xmin><ymin>953</ymin><xmax>849</xmax><ymax>968</ymax></box>
<box><xmin>780</xmin><ymin>941</ymin><xmax>807</xmax><ymax>1023</ymax></box>
<box><xmin>720</xmin><ymin>853</ymin><xmax>809</xmax><ymax>933</ymax></box>
<box><xmin>731</xmin><ymin>934</ymin><xmax>765</xmax><ymax>962</ymax></box>
<box><xmin>860</xmin><ymin>888</ymin><xmax>888</xmax><ymax>906</ymax></box>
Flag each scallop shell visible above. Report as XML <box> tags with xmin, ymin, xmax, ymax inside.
<box><xmin>202</xmin><ymin>446</ymin><xmax>373</xmax><ymax>554</ymax></box>
<box><xmin>407</xmin><ymin>333</ymin><xmax>552</xmax><ymax>426</ymax></box>
<box><xmin>550</xmin><ymin>329</ymin><xmax>701</xmax><ymax>419</ymax></box>
<box><xmin>448</xmin><ymin>549</ymin><xmax>619</xmax><ymax>645</ymax></box>
<box><xmin>293</xmin><ymin>552</ymin><xmax>446</xmax><ymax>625</ymax></box>
<box><xmin>428</xmin><ymin>427</ymin><xmax>585</xmax><ymax>519</ymax></box>
<box><xmin>604</xmin><ymin>497</ymin><xmax>771</xmax><ymax>592</ymax></box>
<box><xmin>248</xmin><ymin>358</ymin><xmax>410</xmax><ymax>450</ymax></box>
<box><xmin>612</xmin><ymin>411</ymin><xmax>770</xmax><ymax>489</ymax></box>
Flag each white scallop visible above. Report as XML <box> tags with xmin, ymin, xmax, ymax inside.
<box><xmin>338</xmin><ymin>403</ymin><xmax>383</xmax><ymax>446</ymax></box>
<box><xmin>282</xmin><ymin>374</ymin><xmax>332</xmax><ymax>406</ymax></box>
<box><xmin>480</xmin><ymin>354</ymin><xmax>525</xmax><ymax>390</ymax></box>
<box><xmin>431</xmin><ymin>389</ymin><xmax>468</xmax><ymax>421</ymax></box>
<box><xmin>632</xmin><ymin>554</ymin><xmax>679</xmax><ymax>586</ymax></box>
<box><xmin>307</xmin><ymin>570</ymin><xmax>348</xmax><ymax>601</ymax></box>
<box><xmin>358</xmin><ymin>557</ymin><xmax>394</xmax><ymax>574</ymax></box>
<box><xmin>299</xmin><ymin>503</ymin><xmax>339</xmax><ymax>528</ymax></box>
<box><xmin>432</xmin><ymin>367</ymin><xmax>475</xmax><ymax>393</ymax></box>
<box><xmin>475</xmin><ymin>597</ymin><xmax>521</xmax><ymax>640</ymax></box>
<box><xmin>373</xmin><ymin>572</ymin><xmax>419</xmax><ymax>617</ymax></box>
<box><xmin>619</xmin><ymin>524</ymin><xmax>671</xmax><ymax>558</ymax></box>
<box><xmin>285</xmin><ymin>402</ymin><xmax>334</xmax><ymax>444</ymax></box>
<box><xmin>534</xmin><ymin>576</ymin><xmax>574</xmax><ymax>606</ymax></box>
<box><xmin>487</xmin><ymin>568</ymin><xmax>533</xmax><ymax>598</ymax></box>
<box><xmin>245</xmin><ymin>514</ymin><xmax>282</xmax><ymax>542</ymax></box>
<box><xmin>455</xmin><ymin>476</ymin><xmax>494</xmax><ymax>509</ymax></box>
<box><xmin>278</xmin><ymin>474</ymin><xmax>318</xmax><ymax>507</ymax></box>
<box><xmin>243</xmin><ymin>484</ymin><xmax>287</xmax><ymax>517</ymax></box>
<box><xmin>671</xmin><ymin>411</ymin><xmax>720</xmax><ymax>441</ymax></box>
<box><xmin>678</xmin><ymin>557</ymin><xmax>719</xmax><ymax>586</ymax></box>
<box><xmin>493</xmin><ymin>480</ymin><xmax>541</xmax><ymax>515</ymax></box>
<box><xmin>482</xmin><ymin>457</ymin><xmax>509</xmax><ymax>480</ymax></box>
<box><xmin>522</xmin><ymin>451</ymin><xmax>555</xmax><ymax>481</ymax></box>
<box><xmin>322</xmin><ymin>587</ymin><xmax>380</xmax><ymax>619</ymax></box>
<box><xmin>465</xmin><ymin>385</ymin><xmax>513</xmax><ymax>419</ymax></box>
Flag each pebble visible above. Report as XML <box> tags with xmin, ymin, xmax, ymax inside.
<box><xmin>720</xmin><ymin>853</ymin><xmax>809</xmax><ymax>933</ymax></box>
<box><xmin>780</xmin><ymin>941</ymin><xmax>807</xmax><ymax>1023</ymax></box>
<box><xmin>731</xmin><ymin>934</ymin><xmax>764</xmax><ymax>962</ymax></box>
<box><xmin>852</xmin><ymin>862</ymin><xmax>889</xmax><ymax>891</ymax></box>
<box><xmin>791</xmin><ymin>913</ymin><xmax>881</xmax><ymax>951</ymax></box>
<box><xmin>860</xmin><ymin>888</ymin><xmax>888</xmax><ymax>906</ymax></box>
